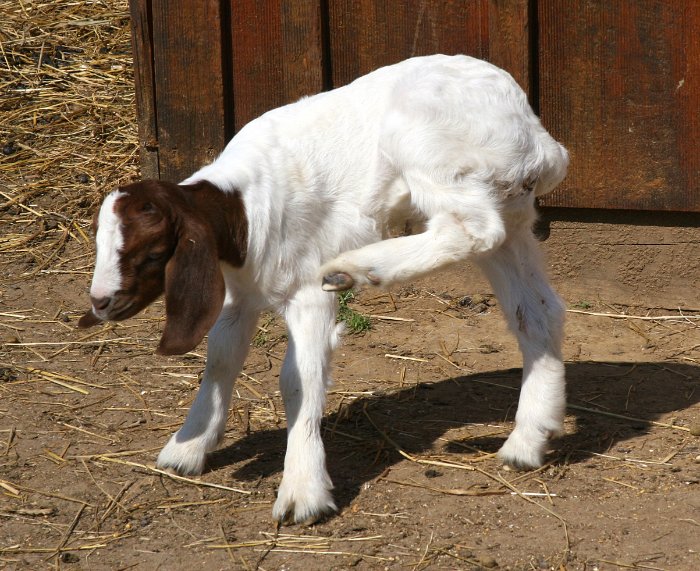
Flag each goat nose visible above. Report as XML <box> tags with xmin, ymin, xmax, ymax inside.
<box><xmin>90</xmin><ymin>295</ymin><xmax>111</xmax><ymax>311</ymax></box>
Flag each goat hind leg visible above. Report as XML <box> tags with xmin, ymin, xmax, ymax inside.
<box><xmin>477</xmin><ymin>232</ymin><xmax>566</xmax><ymax>469</ymax></box>
<box><xmin>322</xmin><ymin>209</ymin><xmax>505</xmax><ymax>291</ymax></box>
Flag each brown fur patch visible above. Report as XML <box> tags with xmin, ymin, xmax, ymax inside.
<box><xmin>80</xmin><ymin>179</ymin><xmax>248</xmax><ymax>355</ymax></box>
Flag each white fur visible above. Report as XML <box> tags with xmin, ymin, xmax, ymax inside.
<box><xmin>90</xmin><ymin>191</ymin><xmax>125</xmax><ymax>310</ymax></box>
<box><xmin>107</xmin><ymin>55</ymin><xmax>568</xmax><ymax>523</ymax></box>
<box><xmin>158</xmin><ymin>295</ymin><xmax>260</xmax><ymax>475</ymax></box>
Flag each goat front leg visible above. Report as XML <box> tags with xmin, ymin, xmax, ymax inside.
<box><xmin>156</xmin><ymin>303</ymin><xmax>260</xmax><ymax>476</ymax></box>
<box><xmin>273</xmin><ymin>286</ymin><xmax>340</xmax><ymax>524</ymax></box>
<box><xmin>321</xmin><ymin>209</ymin><xmax>505</xmax><ymax>291</ymax></box>
<box><xmin>477</xmin><ymin>229</ymin><xmax>566</xmax><ymax>469</ymax></box>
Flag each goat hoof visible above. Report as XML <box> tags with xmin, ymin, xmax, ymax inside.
<box><xmin>322</xmin><ymin>272</ymin><xmax>354</xmax><ymax>291</ymax></box>
<box><xmin>158</xmin><ymin>465</ymin><xmax>186</xmax><ymax>477</ymax></box>
<box><xmin>156</xmin><ymin>433</ymin><xmax>208</xmax><ymax>476</ymax></box>
<box><xmin>272</xmin><ymin>477</ymin><xmax>337</xmax><ymax>525</ymax></box>
<box><xmin>273</xmin><ymin>506</ymin><xmax>329</xmax><ymax>527</ymax></box>
<box><xmin>497</xmin><ymin>432</ymin><xmax>547</xmax><ymax>471</ymax></box>
<box><xmin>272</xmin><ymin>506</ymin><xmax>324</xmax><ymax>527</ymax></box>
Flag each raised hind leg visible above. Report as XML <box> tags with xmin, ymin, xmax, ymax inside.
<box><xmin>321</xmin><ymin>204</ymin><xmax>506</xmax><ymax>291</ymax></box>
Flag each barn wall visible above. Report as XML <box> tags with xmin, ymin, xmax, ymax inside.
<box><xmin>129</xmin><ymin>0</ymin><xmax>699</xmax><ymax>213</ymax></box>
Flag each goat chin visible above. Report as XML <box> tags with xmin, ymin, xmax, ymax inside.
<box><xmin>82</xmin><ymin>54</ymin><xmax>568</xmax><ymax>525</ymax></box>
<box><xmin>77</xmin><ymin>310</ymin><xmax>101</xmax><ymax>328</ymax></box>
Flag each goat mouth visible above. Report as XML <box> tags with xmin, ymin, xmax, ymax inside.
<box><xmin>83</xmin><ymin>298</ymin><xmax>136</xmax><ymax>323</ymax></box>
<box><xmin>78</xmin><ymin>299</ymin><xmax>137</xmax><ymax>326</ymax></box>
<box><xmin>105</xmin><ymin>300</ymin><xmax>137</xmax><ymax>321</ymax></box>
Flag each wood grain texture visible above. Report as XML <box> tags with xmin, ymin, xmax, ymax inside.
<box><xmin>131</xmin><ymin>0</ymin><xmax>698</xmax><ymax>212</ymax></box>
<box><xmin>229</xmin><ymin>0</ymin><xmax>324</xmax><ymax>131</ymax></box>
<box><xmin>149</xmin><ymin>0</ymin><xmax>228</xmax><ymax>182</ymax></box>
<box><xmin>670</xmin><ymin>2</ymin><xmax>700</xmax><ymax>208</ymax></box>
<box><xmin>327</xmin><ymin>0</ymin><xmax>491</xmax><ymax>88</ymax></box>
<box><xmin>487</xmin><ymin>0</ymin><xmax>531</xmax><ymax>95</ymax></box>
<box><xmin>129</xmin><ymin>0</ymin><xmax>159</xmax><ymax>179</ymax></box>
<box><xmin>538</xmin><ymin>1</ymin><xmax>699</xmax><ymax>211</ymax></box>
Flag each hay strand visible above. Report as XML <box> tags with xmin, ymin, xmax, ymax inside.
<box><xmin>94</xmin><ymin>456</ymin><xmax>251</xmax><ymax>495</ymax></box>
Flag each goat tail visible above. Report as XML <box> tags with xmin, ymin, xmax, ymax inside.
<box><xmin>533</xmin><ymin>137</ymin><xmax>569</xmax><ymax>198</ymax></box>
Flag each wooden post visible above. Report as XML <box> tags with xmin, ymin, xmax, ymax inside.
<box><xmin>129</xmin><ymin>0</ymin><xmax>159</xmax><ymax>179</ymax></box>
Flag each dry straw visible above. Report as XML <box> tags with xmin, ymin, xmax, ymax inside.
<box><xmin>0</xmin><ymin>0</ymin><xmax>139</xmax><ymax>275</ymax></box>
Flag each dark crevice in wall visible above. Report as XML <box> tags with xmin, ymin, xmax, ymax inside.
<box><xmin>529</xmin><ymin>0</ymin><xmax>540</xmax><ymax>116</ymax></box>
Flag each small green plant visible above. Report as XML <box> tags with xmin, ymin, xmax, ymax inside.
<box><xmin>252</xmin><ymin>314</ymin><xmax>276</xmax><ymax>347</ymax></box>
<box><xmin>572</xmin><ymin>300</ymin><xmax>593</xmax><ymax>310</ymax></box>
<box><xmin>337</xmin><ymin>291</ymin><xmax>372</xmax><ymax>334</ymax></box>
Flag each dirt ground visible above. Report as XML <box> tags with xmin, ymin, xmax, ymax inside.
<box><xmin>1</xmin><ymin>2</ymin><xmax>699</xmax><ymax>570</ymax></box>
<box><xmin>1</xmin><ymin>244</ymin><xmax>699</xmax><ymax>571</ymax></box>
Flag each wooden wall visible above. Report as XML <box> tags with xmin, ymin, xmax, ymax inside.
<box><xmin>538</xmin><ymin>1</ymin><xmax>700</xmax><ymax>211</ymax></box>
<box><xmin>129</xmin><ymin>0</ymin><xmax>699</xmax><ymax>212</ymax></box>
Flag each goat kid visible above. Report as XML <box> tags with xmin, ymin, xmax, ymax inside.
<box><xmin>79</xmin><ymin>55</ymin><xmax>569</xmax><ymax>524</ymax></box>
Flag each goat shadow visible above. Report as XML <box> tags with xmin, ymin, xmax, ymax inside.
<box><xmin>207</xmin><ymin>361</ymin><xmax>699</xmax><ymax>511</ymax></box>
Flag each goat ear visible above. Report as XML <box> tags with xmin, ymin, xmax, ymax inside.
<box><xmin>156</xmin><ymin>221</ymin><xmax>225</xmax><ymax>356</ymax></box>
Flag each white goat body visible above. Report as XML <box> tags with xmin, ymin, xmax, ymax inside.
<box><xmin>84</xmin><ymin>55</ymin><xmax>569</xmax><ymax>524</ymax></box>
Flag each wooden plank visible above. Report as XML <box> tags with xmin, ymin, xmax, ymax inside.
<box><xmin>538</xmin><ymin>1</ymin><xmax>700</xmax><ymax>211</ymax></box>
<box><xmin>328</xmin><ymin>0</ymin><xmax>492</xmax><ymax>88</ymax></box>
<box><xmin>670</xmin><ymin>2</ymin><xmax>700</xmax><ymax>207</ymax></box>
<box><xmin>128</xmin><ymin>0</ymin><xmax>159</xmax><ymax>179</ymax></box>
<box><xmin>229</xmin><ymin>0</ymin><xmax>284</xmax><ymax>131</ymax></box>
<box><xmin>487</xmin><ymin>0</ymin><xmax>531</xmax><ymax>96</ymax></box>
<box><xmin>280</xmin><ymin>2</ymin><xmax>326</xmax><ymax>99</ymax></box>
<box><xmin>229</xmin><ymin>0</ymin><xmax>324</xmax><ymax>131</ymax></box>
<box><xmin>149</xmin><ymin>0</ymin><xmax>228</xmax><ymax>182</ymax></box>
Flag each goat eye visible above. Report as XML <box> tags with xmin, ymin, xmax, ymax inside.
<box><xmin>147</xmin><ymin>251</ymin><xmax>165</xmax><ymax>261</ymax></box>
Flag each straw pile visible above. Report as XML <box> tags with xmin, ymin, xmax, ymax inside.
<box><xmin>0</xmin><ymin>0</ymin><xmax>137</xmax><ymax>272</ymax></box>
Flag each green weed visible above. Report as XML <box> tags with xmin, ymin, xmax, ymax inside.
<box><xmin>337</xmin><ymin>291</ymin><xmax>372</xmax><ymax>334</ymax></box>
